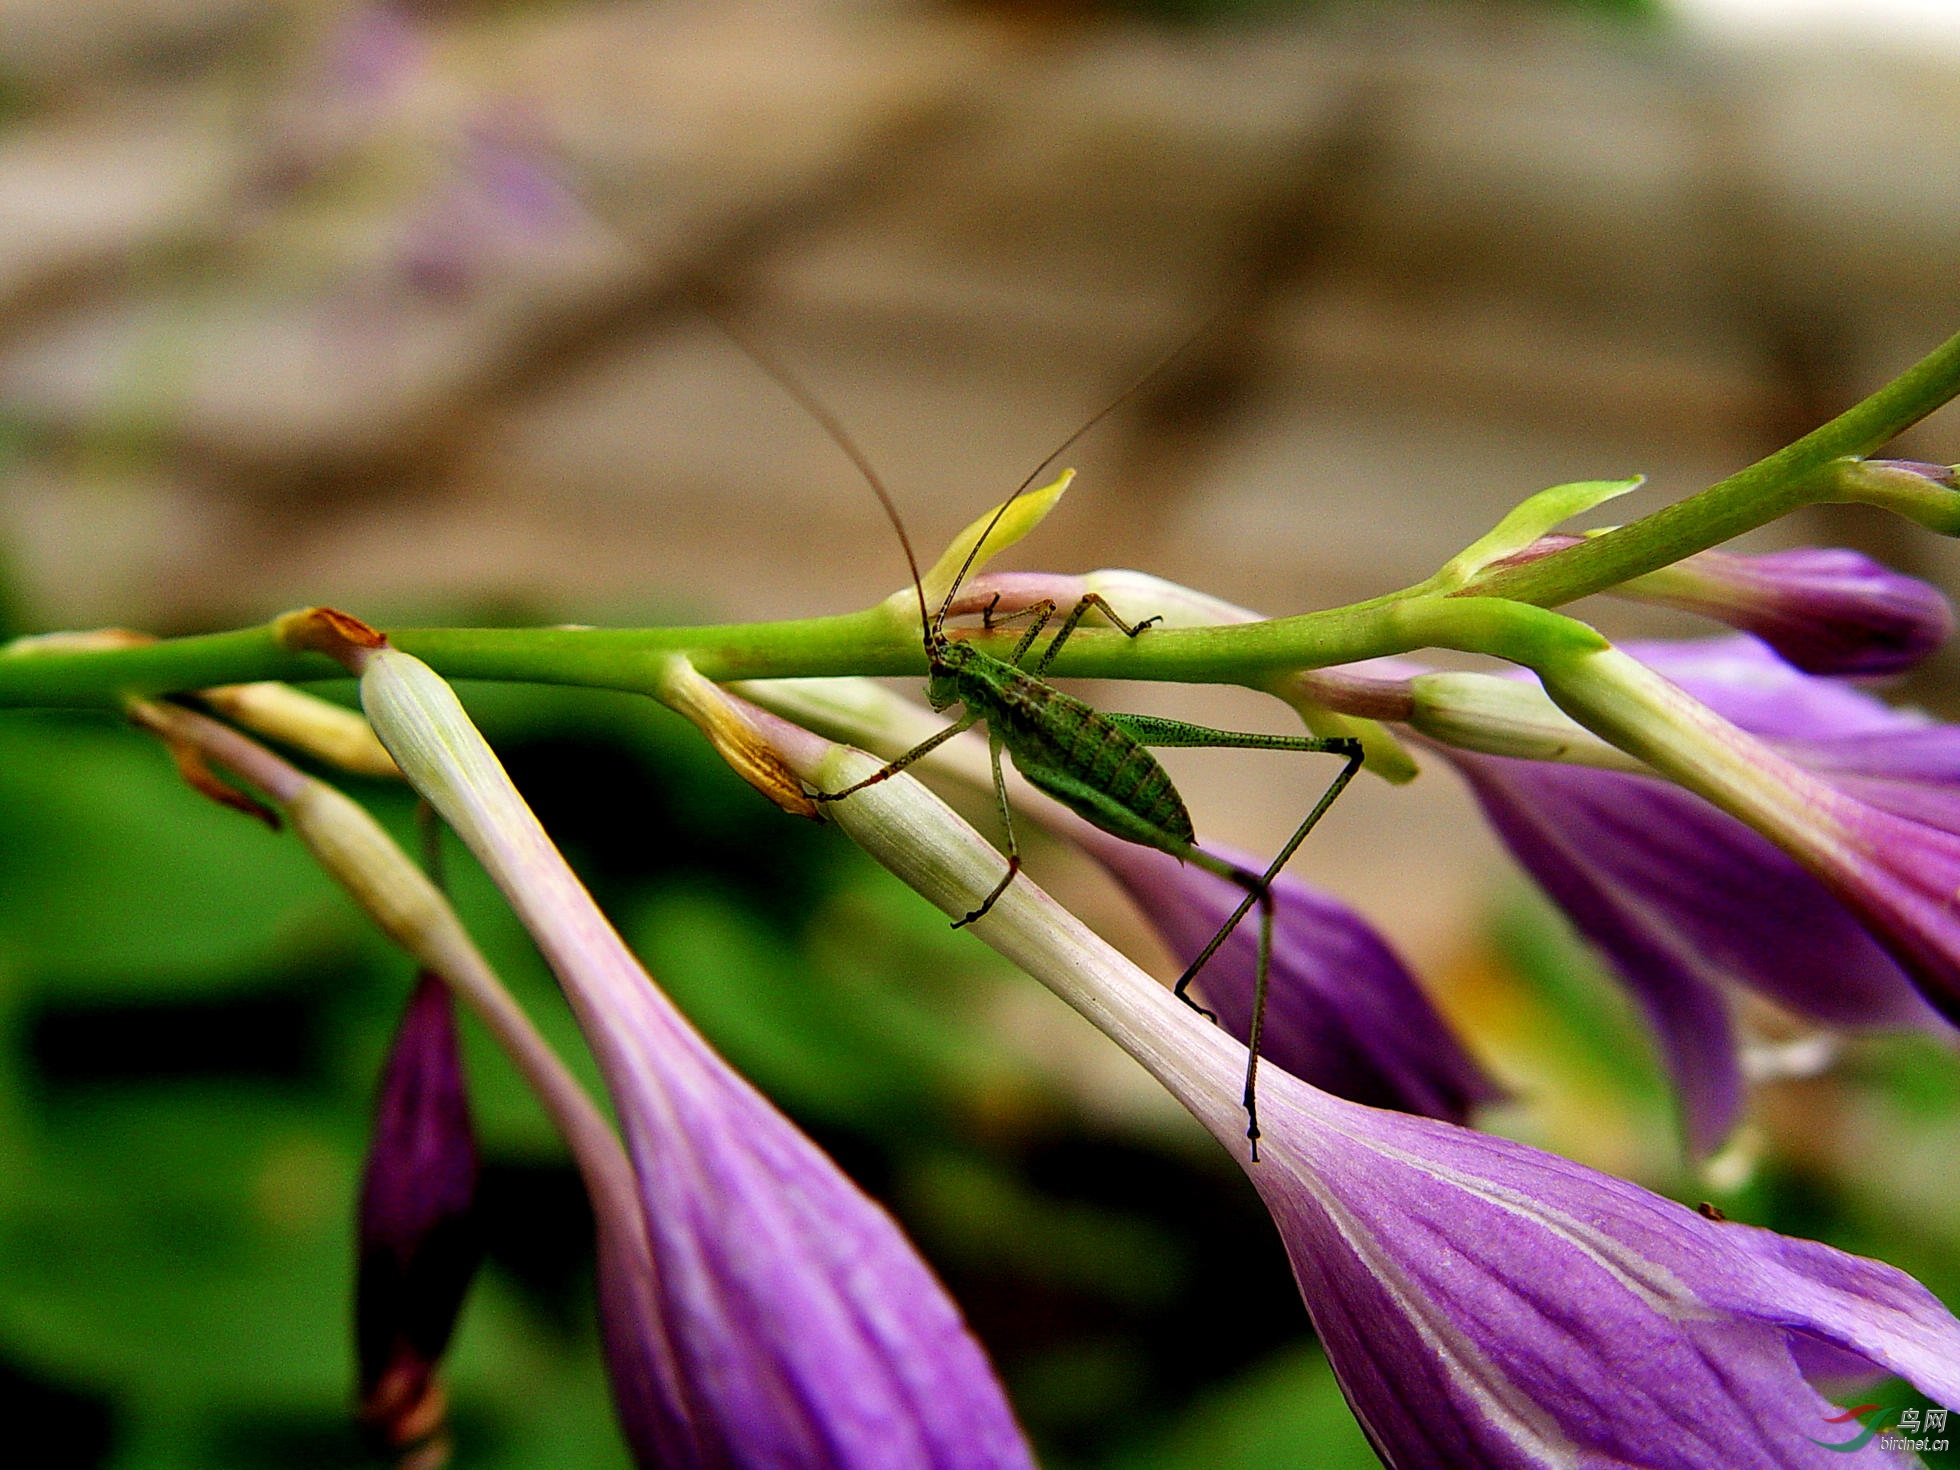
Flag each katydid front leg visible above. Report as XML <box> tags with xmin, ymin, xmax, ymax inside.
<box><xmin>812</xmin><ymin>712</ymin><xmax>977</xmax><ymax>804</ymax></box>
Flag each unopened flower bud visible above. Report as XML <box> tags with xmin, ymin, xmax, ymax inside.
<box><xmin>1616</xmin><ymin>547</ymin><xmax>1952</xmax><ymax>676</ymax></box>
<box><xmin>1408</xmin><ymin>671</ymin><xmax>1647</xmax><ymax>770</ymax></box>
<box><xmin>199</xmin><ymin>682</ymin><xmax>401</xmax><ymax>778</ymax></box>
<box><xmin>357</xmin><ymin>974</ymin><xmax>481</xmax><ymax>1464</ymax></box>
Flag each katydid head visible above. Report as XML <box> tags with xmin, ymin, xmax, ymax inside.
<box><xmin>925</xmin><ymin>638</ymin><xmax>973</xmax><ymax>710</ymax></box>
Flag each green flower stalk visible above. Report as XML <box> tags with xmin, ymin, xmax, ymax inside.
<box><xmin>7</xmin><ymin>315</ymin><xmax>1960</xmax><ymax>715</ymax></box>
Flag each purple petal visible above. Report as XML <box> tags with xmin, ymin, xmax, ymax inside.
<box><xmin>602</xmin><ymin>982</ymin><xmax>1036</xmax><ymax>1469</ymax></box>
<box><xmin>1443</xmin><ymin>750</ymin><xmax>1939</xmax><ymax>1154</ymax></box>
<box><xmin>1426</xmin><ymin>636</ymin><xmax>1952</xmax><ymax>1150</ymax></box>
<box><xmin>1636</xmin><ymin>548</ymin><xmax>1952</xmax><ymax>677</ymax></box>
<box><xmin>1076</xmin><ymin>829</ymin><xmax>1500</xmax><ymax>1124</ymax></box>
<box><xmin>1625</xmin><ymin>638</ymin><xmax>1960</xmax><ymax>1027</ymax></box>
<box><xmin>1250</xmin><ymin>1081</ymin><xmax>1960</xmax><ymax>1468</ymax></box>
<box><xmin>1624</xmin><ymin>635</ymin><xmax>1924</xmax><ymax>741</ymax></box>
<box><xmin>1779</xmin><ymin>725</ymin><xmax>1960</xmax><ymax>832</ymax></box>
<box><xmin>1803</xmin><ymin>793</ymin><xmax>1960</xmax><ymax>1029</ymax></box>
<box><xmin>466</xmin><ymin>122</ymin><xmax>582</xmax><ymax>234</ymax></box>
<box><xmin>357</xmin><ymin>973</ymin><xmax>482</xmax><ymax>1450</ymax></box>
<box><xmin>359</xmin><ymin>648</ymin><xmax>1034</xmax><ymax>1470</ymax></box>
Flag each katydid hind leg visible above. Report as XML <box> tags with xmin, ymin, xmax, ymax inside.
<box><xmin>1242</xmin><ymin>888</ymin><xmax>1276</xmax><ymax>1161</ymax></box>
<box><xmin>1106</xmin><ymin>719</ymin><xmax>1363</xmax><ymax>1154</ymax></box>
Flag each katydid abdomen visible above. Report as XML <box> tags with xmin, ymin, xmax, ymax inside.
<box><xmin>966</xmin><ymin>653</ymin><xmax>1198</xmax><ymax>855</ymax></box>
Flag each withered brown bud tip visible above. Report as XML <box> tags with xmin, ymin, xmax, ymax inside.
<box><xmin>275</xmin><ymin>607</ymin><xmax>389</xmax><ymax>670</ymax></box>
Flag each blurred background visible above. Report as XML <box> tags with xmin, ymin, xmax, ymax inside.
<box><xmin>2</xmin><ymin>0</ymin><xmax>1959</xmax><ymax>1466</ymax></box>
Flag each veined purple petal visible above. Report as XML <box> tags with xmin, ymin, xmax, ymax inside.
<box><xmin>358</xmin><ymin>647</ymin><xmax>1033</xmax><ymax>1470</ymax></box>
<box><xmin>1249</xmin><ymin>1081</ymin><xmax>1960</xmax><ymax>1469</ymax></box>
<box><xmin>1626</xmin><ymin>636</ymin><xmax>1928</xmax><ymax>741</ymax></box>
<box><xmin>755</xmin><ymin>673</ymin><xmax>1960</xmax><ymax>1470</ymax></box>
<box><xmin>1074</xmin><ymin>828</ymin><xmax>1499</xmax><ymax>1123</ymax></box>
<box><xmin>1795</xmin><ymin>791</ymin><xmax>1960</xmax><ymax>1030</ymax></box>
<box><xmin>1629</xmin><ymin>548</ymin><xmax>1952</xmax><ymax>677</ymax></box>
<box><xmin>1441</xmin><ymin>749</ymin><xmax>1938</xmax><ymax>1154</ymax></box>
<box><xmin>1429</xmin><ymin>636</ymin><xmax>1948</xmax><ymax>1151</ymax></box>
<box><xmin>1626</xmin><ymin>637</ymin><xmax>1960</xmax><ymax>1026</ymax></box>
<box><xmin>599</xmin><ymin>967</ymin><xmax>1033</xmax><ymax>1469</ymax></box>
<box><xmin>357</xmin><ymin>972</ymin><xmax>482</xmax><ymax>1453</ymax></box>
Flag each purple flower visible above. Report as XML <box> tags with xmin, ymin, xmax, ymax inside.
<box><xmin>1558</xmin><ymin>642</ymin><xmax>1960</xmax><ymax>1036</ymax></box>
<box><xmin>1624</xmin><ymin>546</ymin><xmax>1952</xmax><ymax>677</ymax></box>
<box><xmin>353</xmin><ymin>643</ymin><xmax>1034</xmax><ymax>1470</ymax></box>
<box><xmin>356</xmin><ymin>972</ymin><xmax>482</xmax><ymax>1457</ymax></box>
<box><xmin>1435</xmin><ymin>636</ymin><xmax>1946</xmax><ymax>1154</ymax></box>
<box><xmin>1498</xmin><ymin>538</ymin><xmax>1952</xmax><ymax>678</ymax></box>
<box><xmin>1250</xmin><ymin>1081</ymin><xmax>1960</xmax><ymax>1469</ymax></box>
<box><xmin>256</xmin><ymin>4</ymin><xmax>429</xmax><ymax>197</ymax></box>
<box><xmin>1071</xmin><ymin>826</ymin><xmax>1500</xmax><ymax>1123</ymax></box>
<box><xmin>400</xmin><ymin>118</ymin><xmax>592</xmax><ymax>301</ymax></box>
<box><xmin>778</xmin><ymin>730</ymin><xmax>1960</xmax><ymax>1470</ymax></box>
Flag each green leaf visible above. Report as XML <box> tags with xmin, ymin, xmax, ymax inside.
<box><xmin>0</xmin><ymin>715</ymin><xmax>348</xmax><ymax>985</ymax></box>
<box><xmin>919</xmin><ymin>471</ymin><xmax>1074</xmax><ymax>610</ymax></box>
<box><xmin>1103</xmin><ymin>1344</ymin><xmax>1379</xmax><ymax>1470</ymax></box>
<box><xmin>1434</xmin><ymin>476</ymin><xmax>1642</xmax><ymax>592</ymax></box>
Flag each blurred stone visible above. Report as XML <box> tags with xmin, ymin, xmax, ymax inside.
<box><xmin>0</xmin><ymin>0</ymin><xmax>1006</xmax><ymax>468</ymax></box>
<box><xmin>0</xmin><ymin>88</ymin><xmax>246</xmax><ymax>308</ymax></box>
<box><xmin>0</xmin><ymin>0</ymin><xmax>276</xmax><ymax>96</ymax></box>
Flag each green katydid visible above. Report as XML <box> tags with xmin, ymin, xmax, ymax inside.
<box><xmin>725</xmin><ymin>323</ymin><xmax>1362</xmax><ymax>1157</ymax></box>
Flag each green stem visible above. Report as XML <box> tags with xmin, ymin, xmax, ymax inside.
<box><xmin>6</xmin><ymin>324</ymin><xmax>1956</xmax><ymax>712</ymax></box>
<box><xmin>1464</xmin><ymin>323</ymin><xmax>1960</xmax><ymax>607</ymax></box>
<box><xmin>0</xmin><ymin>599</ymin><xmax>1601</xmax><ymax>710</ymax></box>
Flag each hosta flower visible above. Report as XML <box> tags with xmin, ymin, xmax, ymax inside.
<box><xmin>1498</xmin><ymin>538</ymin><xmax>1952</xmax><ymax>678</ymax></box>
<box><xmin>784</xmin><ymin>708</ymin><xmax>1960</xmax><ymax>1470</ymax></box>
<box><xmin>1617</xmin><ymin>546</ymin><xmax>1952</xmax><ymax>676</ymax></box>
<box><xmin>356</xmin><ymin>973</ymin><xmax>482</xmax><ymax>1458</ymax></box>
<box><xmin>1251</xmin><ymin>1085</ymin><xmax>1960</xmax><ymax>1469</ymax></box>
<box><xmin>1430</xmin><ymin>636</ymin><xmax>1946</xmax><ymax>1152</ymax></box>
<box><xmin>1530</xmin><ymin>638</ymin><xmax>1960</xmax><ymax>1030</ymax></box>
<box><xmin>130</xmin><ymin>695</ymin><xmax>668</xmax><ymax>1464</ymax></box>
<box><xmin>347</xmin><ymin>635</ymin><xmax>1034</xmax><ymax>1470</ymax></box>
<box><xmin>1070</xmin><ymin>824</ymin><xmax>1499</xmax><ymax>1123</ymax></box>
